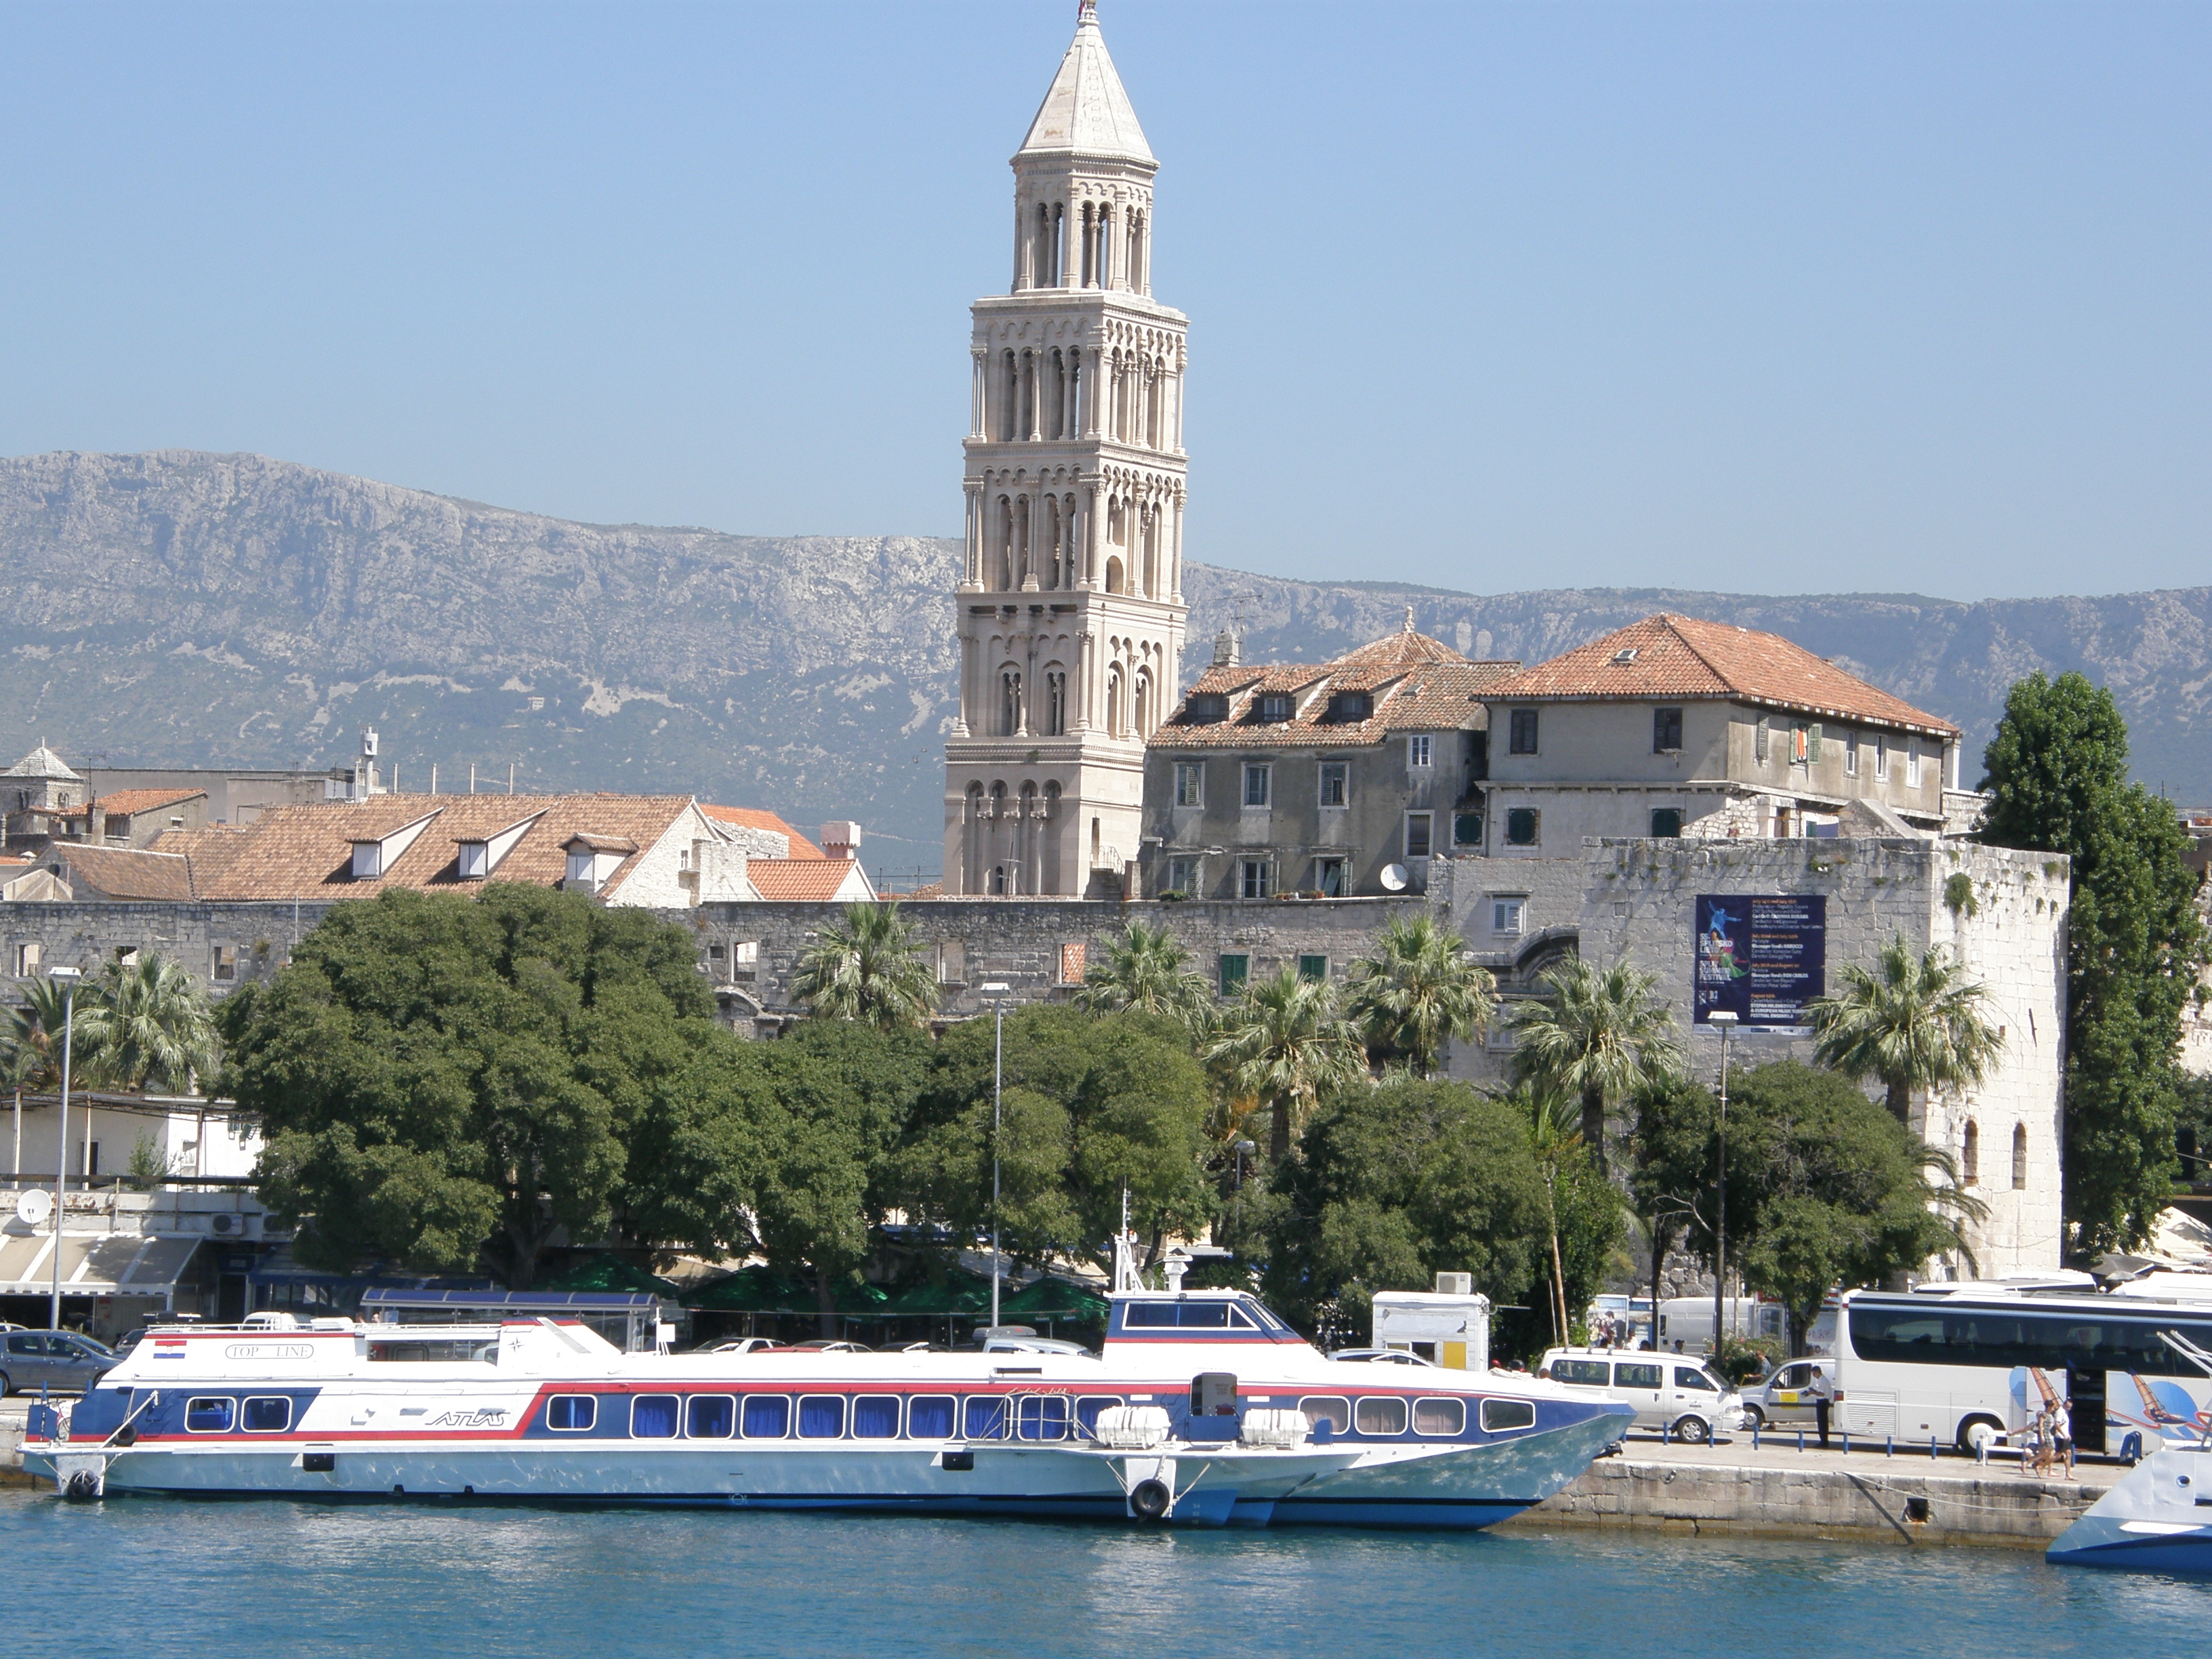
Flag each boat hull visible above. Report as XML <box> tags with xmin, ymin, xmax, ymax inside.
<box><xmin>2046</xmin><ymin>1446</ymin><xmax>2212</xmax><ymax>1576</ymax></box>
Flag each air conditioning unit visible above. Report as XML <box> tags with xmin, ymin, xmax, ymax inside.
<box><xmin>1435</xmin><ymin>1271</ymin><xmax>1473</xmax><ymax>1296</ymax></box>
<box><xmin>211</xmin><ymin>1213</ymin><xmax>234</xmax><ymax>1235</ymax></box>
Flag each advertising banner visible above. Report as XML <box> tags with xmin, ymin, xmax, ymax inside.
<box><xmin>1694</xmin><ymin>895</ymin><xmax>1826</xmax><ymax>1029</ymax></box>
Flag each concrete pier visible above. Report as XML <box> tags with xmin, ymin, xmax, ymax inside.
<box><xmin>1502</xmin><ymin>1435</ymin><xmax>2116</xmax><ymax>1548</ymax></box>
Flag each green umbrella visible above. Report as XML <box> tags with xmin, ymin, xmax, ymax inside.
<box><xmin>538</xmin><ymin>1254</ymin><xmax>682</xmax><ymax>1298</ymax></box>
<box><xmin>997</xmin><ymin>1276</ymin><xmax>1110</xmax><ymax>1321</ymax></box>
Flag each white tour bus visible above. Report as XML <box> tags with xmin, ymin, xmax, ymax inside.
<box><xmin>1832</xmin><ymin>1286</ymin><xmax>2212</xmax><ymax>1456</ymax></box>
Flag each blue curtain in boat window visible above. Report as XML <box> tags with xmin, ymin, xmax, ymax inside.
<box><xmin>1016</xmin><ymin>1396</ymin><xmax>1069</xmax><ymax>1441</ymax></box>
<box><xmin>547</xmin><ymin>1395</ymin><xmax>597</xmax><ymax>1431</ymax></box>
<box><xmin>907</xmin><ymin>1395</ymin><xmax>956</xmax><ymax>1438</ymax></box>
<box><xmin>632</xmin><ymin>1395</ymin><xmax>680</xmax><ymax>1438</ymax></box>
<box><xmin>687</xmin><ymin>1395</ymin><xmax>735</xmax><ymax>1439</ymax></box>
<box><xmin>851</xmin><ymin>1395</ymin><xmax>900</xmax><ymax>1439</ymax></box>
<box><xmin>963</xmin><ymin>1397</ymin><xmax>1008</xmax><ymax>1439</ymax></box>
<box><xmin>742</xmin><ymin>1395</ymin><xmax>791</xmax><ymax>1438</ymax></box>
<box><xmin>185</xmin><ymin>1397</ymin><xmax>234</xmax><ymax>1433</ymax></box>
<box><xmin>799</xmin><ymin>1395</ymin><xmax>846</xmax><ymax>1438</ymax></box>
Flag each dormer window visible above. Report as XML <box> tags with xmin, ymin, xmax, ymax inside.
<box><xmin>1185</xmin><ymin>693</ymin><xmax>1229</xmax><ymax>724</ymax></box>
<box><xmin>563</xmin><ymin>832</ymin><xmax>638</xmax><ymax>895</ymax></box>
<box><xmin>348</xmin><ymin>811</ymin><xmax>441</xmax><ymax>880</ymax></box>
<box><xmin>453</xmin><ymin>812</ymin><xmax>542</xmax><ymax>882</ymax></box>
<box><xmin>1257</xmin><ymin>692</ymin><xmax>1293</xmax><ymax>723</ymax></box>
<box><xmin>1326</xmin><ymin>691</ymin><xmax>1372</xmax><ymax>723</ymax></box>
<box><xmin>457</xmin><ymin>842</ymin><xmax>488</xmax><ymax>880</ymax></box>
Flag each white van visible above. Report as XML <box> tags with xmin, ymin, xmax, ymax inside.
<box><xmin>1744</xmin><ymin>1357</ymin><xmax>1832</xmax><ymax>1429</ymax></box>
<box><xmin>1538</xmin><ymin>1347</ymin><xmax>1748</xmax><ymax>1443</ymax></box>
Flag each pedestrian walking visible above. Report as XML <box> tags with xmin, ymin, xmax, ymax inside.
<box><xmin>1808</xmin><ymin>1364</ymin><xmax>1834</xmax><ymax>1449</ymax></box>
<box><xmin>2055</xmin><ymin>1397</ymin><xmax>2076</xmax><ymax>1477</ymax></box>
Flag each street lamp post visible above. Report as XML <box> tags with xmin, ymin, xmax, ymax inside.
<box><xmin>47</xmin><ymin>965</ymin><xmax>82</xmax><ymax>1333</ymax></box>
<box><xmin>981</xmin><ymin>983</ymin><xmax>1010</xmax><ymax>1336</ymax></box>
<box><xmin>1708</xmin><ymin>1010</ymin><xmax>1738</xmax><ymax>1360</ymax></box>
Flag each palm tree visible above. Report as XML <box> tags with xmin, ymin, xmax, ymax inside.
<box><xmin>3</xmin><ymin>979</ymin><xmax>83</xmax><ymax>1182</ymax></box>
<box><xmin>1076</xmin><ymin>920</ymin><xmax>1214</xmax><ymax>1033</ymax></box>
<box><xmin>1204</xmin><ymin>966</ymin><xmax>1368</xmax><ymax>1162</ymax></box>
<box><xmin>1806</xmin><ymin>935</ymin><xmax>2005</xmax><ymax>1126</ymax></box>
<box><xmin>791</xmin><ymin>901</ymin><xmax>940</xmax><ymax>1030</ymax></box>
<box><xmin>1511</xmin><ymin>957</ymin><xmax>1683</xmax><ymax>1176</ymax></box>
<box><xmin>1506</xmin><ymin>1084</ymin><xmax>1583</xmax><ymax>1347</ymax></box>
<box><xmin>83</xmin><ymin>952</ymin><xmax>219</xmax><ymax>1094</ymax></box>
<box><xmin>1345</xmin><ymin>914</ymin><xmax>1498</xmax><ymax>1077</ymax></box>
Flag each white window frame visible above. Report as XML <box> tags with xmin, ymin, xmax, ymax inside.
<box><xmin>1240</xmin><ymin>858</ymin><xmax>1273</xmax><ymax>900</ymax></box>
<box><xmin>1407</xmin><ymin>734</ymin><xmax>1433</xmax><ymax>770</ymax></box>
<box><xmin>1312</xmin><ymin>856</ymin><xmax>1347</xmax><ymax>897</ymax></box>
<box><xmin>1843</xmin><ymin>733</ymin><xmax>1858</xmax><ymax>777</ymax></box>
<box><xmin>1163</xmin><ymin>856</ymin><xmax>1200</xmax><ymax>897</ymax></box>
<box><xmin>1172</xmin><ymin>761</ymin><xmax>1204</xmax><ymax>808</ymax></box>
<box><xmin>1906</xmin><ymin>740</ymin><xmax>1922</xmax><ymax>787</ymax></box>
<box><xmin>1875</xmin><ymin>735</ymin><xmax>1889</xmax><ymax>781</ymax></box>
<box><xmin>1492</xmin><ymin>896</ymin><xmax>1527</xmax><ymax>935</ymax></box>
<box><xmin>1242</xmin><ymin>763</ymin><xmax>1271</xmax><ymax>809</ymax></box>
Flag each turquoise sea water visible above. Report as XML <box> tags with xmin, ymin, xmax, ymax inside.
<box><xmin>4</xmin><ymin>1492</ymin><xmax>2204</xmax><ymax>1658</ymax></box>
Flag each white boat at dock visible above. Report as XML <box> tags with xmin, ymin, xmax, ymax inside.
<box><xmin>24</xmin><ymin>1266</ymin><xmax>1629</xmax><ymax>1528</ymax></box>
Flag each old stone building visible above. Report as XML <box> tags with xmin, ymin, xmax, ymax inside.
<box><xmin>1138</xmin><ymin>619</ymin><xmax>1519</xmax><ymax>900</ymax></box>
<box><xmin>943</xmin><ymin>1</ymin><xmax>1189</xmax><ymax>897</ymax></box>
<box><xmin>1477</xmin><ymin>613</ymin><xmax>1974</xmax><ymax>854</ymax></box>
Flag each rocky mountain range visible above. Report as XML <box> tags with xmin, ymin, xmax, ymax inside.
<box><xmin>3</xmin><ymin>449</ymin><xmax>2207</xmax><ymax>874</ymax></box>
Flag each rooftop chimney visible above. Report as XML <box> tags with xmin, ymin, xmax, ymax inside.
<box><xmin>821</xmin><ymin>821</ymin><xmax>862</xmax><ymax>861</ymax></box>
<box><xmin>1212</xmin><ymin>628</ymin><xmax>1239</xmax><ymax>667</ymax></box>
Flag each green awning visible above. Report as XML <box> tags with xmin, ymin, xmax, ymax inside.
<box><xmin>998</xmin><ymin>1276</ymin><xmax>1110</xmax><ymax>1321</ymax></box>
<box><xmin>538</xmin><ymin>1254</ymin><xmax>682</xmax><ymax>1298</ymax></box>
<box><xmin>684</xmin><ymin>1266</ymin><xmax>889</xmax><ymax>1315</ymax></box>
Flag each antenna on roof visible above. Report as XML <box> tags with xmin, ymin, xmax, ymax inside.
<box><xmin>1404</xmin><ymin>605</ymin><xmax>1415</xmax><ymax>634</ymax></box>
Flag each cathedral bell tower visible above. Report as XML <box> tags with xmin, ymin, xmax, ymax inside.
<box><xmin>943</xmin><ymin>0</ymin><xmax>1189</xmax><ymax>897</ymax></box>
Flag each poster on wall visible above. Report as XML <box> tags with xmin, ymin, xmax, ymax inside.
<box><xmin>1694</xmin><ymin>895</ymin><xmax>1826</xmax><ymax>1030</ymax></box>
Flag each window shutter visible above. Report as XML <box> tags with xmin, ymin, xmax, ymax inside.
<box><xmin>1808</xmin><ymin>723</ymin><xmax>1822</xmax><ymax>762</ymax></box>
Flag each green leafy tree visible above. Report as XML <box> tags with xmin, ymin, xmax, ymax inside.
<box><xmin>1633</xmin><ymin>1061</ymin><xmax>1984</xmax><ymax>1351</ymax></box>
<box><xmin>218</xmin><ymin>885</ymin><xmax>716</xmax><ymax>1287</ymax></box>
<box><xmin>1206</xmin><ymin>966</ymin><xmax>1368</xmax><ymax>1162</ymax></box>
<box><xmin>1505</xmin><ymin>1085</ymin><xmax>1624</xmax><ymax>1348</ymax></box>
<box><xmin>1076</xmin><ymin>920</ymin><xmax>1214</xmax><ymax>1033</ymax></box>
<box><xmin>1344</xmin><ymin>914</ymin><xmax>1498</xmax><ymax>1077</ymax></box>
<box><xmin>1806</xmin><ymin>935</ymin><xmax>2004</xmax><ymax>1126</ymax></box>
<box><xmin>81</xmin><ymin>952</ymin><xmax>220</xmax><ymax>1094</ymax></box>
<box><xmin>1254</xmin><ymin>1078</ymin><xmax>1549</xmax><ymax>1340</ymax></box>
<box><xmin>790</xmin><ymin>901</ymin><xmax>940</xmax><ymax>1030</ymax></box>
<box><xmin>1511</xmin><ymin>957</ymin><xmax>1683</xmax><ymax>1175</ymax></box>
<box><xmin>1978</xmin><ymin>670</ymin><xmax>2211</xmax><ymax>1250</ymax></box>
<box><xmin>903</xmin><ymin>1006</ymin><xmax>1214</xmax><ymax>1273</ymax></box>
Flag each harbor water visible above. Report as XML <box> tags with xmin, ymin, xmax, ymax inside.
<box><xmin>3</xmin><ymin>1491</ymin><xmax>2203</xmax><ymax>1657</ymax></box>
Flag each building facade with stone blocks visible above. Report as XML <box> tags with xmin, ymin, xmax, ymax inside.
<box><xmin>944</xmin><ymin>1</ymin><xmax>1190</xmax><ymax>899</ymax></box>
<box><xmin>1432</xmin><ymin>838</ymin><xmax>2070</xmax><ymax>1275</ymax></box>
<box><xmin>1476</xmin><ymin>614</ymin><xmax>1966</xmax><ymax>857</ymax></box>
<box><xmin>1138</xmin><ymin>621</ymin><xmax>1519</xmax><ymax>902</ymax></box>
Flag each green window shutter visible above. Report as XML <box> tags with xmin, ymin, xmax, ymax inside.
<box><xmin>1218</xmin><ymin>954</ymin><xmax>1248</xmax><ymax>996</ymax></box>
<box><xmin>1809</xmin><ymin>722</ymin><xmax>1823</xmax><ymax>762</ymax></box>
<box><xmin>1297</xmin><ymin>954</ymin><xmax>1327</xmax><ymax>983</ymax></box>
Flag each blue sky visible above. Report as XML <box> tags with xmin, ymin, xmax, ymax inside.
<box><xmin>2</xmin><ymin>1</ymin><xmax>2205</xmax><ymax>600</ymax></box>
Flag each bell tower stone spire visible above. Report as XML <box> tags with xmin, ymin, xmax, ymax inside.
<box><xmin>943</xmin><ymin>1</ymin><xmax>1189</xmax><ymax>897</ymax></box>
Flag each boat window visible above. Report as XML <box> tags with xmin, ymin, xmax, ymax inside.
<box><xmin>632</xmin><ymin>1395</ymin><xmax>680</xmax><ymax>1439</ymax></box>
<box><xmin>1016</xmin><ymin>1396</ymin><xmax>1070</xmax><ymax>1441</ymax></box>
<box><xmin>687</xmin><ymin>1396</ymin><xmax>735</xmax><ymax>1439</ymax></box>
<box><xmin>798</xmin><ymin>1395</ymin><xmax>846</xmax><ymax>1439</ymax></box>
<box><xmin>907</xmin><ymin>1395</ymin><xmax>956</xmax><ymax>1439</ymax></box>
<box><xmin>1299</xmin><ymin>1396</ymin><xmax>1351</xmax><ymax>1434</ymax></box>
<box><xmin>1173</xmin><ymin>1303</ymin><xmax>1230</xmax><ymax>1328</ymax></box>
<box><xmin>1123</xmin><ymin>1303</ymin><xmax>1179</xmax><ymax>1328</ymax></box>
<box><xmin>963</xmin><ymin>1397</ymin><xmax>1008</xmax><ymax>1439</ymax></box>
<box><xmin>1355</xmin><ymin>1397</ymin><xmax>1409</xmax><ymax>1435</ymax></box>
<box><xmin>852</xmin><ymin>1396</ymin><xmax>900</xmax><ymax>1439</ymax></box>
<box><xmin>1480</xmin><ymin>1397</ymin><xmax>1537</xmax><ymax>1433</ymax></box>
<box><xmin>1675</xmin><ymin>1368</ymin><xmax>1717</xmax><ymax>1393</ymax></box>
<box><xmin>741</xmin><ymin>1395</ymin><xmax>791</xmax><ymax>1439</ymax></box>
<box><xmin>1616</xmin><ymin>1363</ymin><xmax>1662</xmax><ymax>1389</ymax></box>
<box><xmin>367</xmin><ymin>1338</ymin><xmax>493</xmax><ymax>1363</ymax></box>
<box><xmin>1413</xmin><ymin>1397</ymin><xmax>1465</xmax><ymax>1436</ymax></box>
<box><xmin>1223</xmin><ymin>1304</ymin><xmax>1260</xmax><ymax>1330</ymax></box>
<box><xmin>184</xmin><ymin>1397</ymin><xmax>234</xmax><ymax>1433</ymax></box>
<box><xmin>1551</xmin><ymin>1359</ymin><xmax>1610</xmax><ymax>1387</ymax></box>
<box><xmin>546</xmin><ymin>1395</ymin><xmax>597</xmax><ymax>1433</ymax></box>
<box><xmin>1075</xmin><ymin>1395</ymin><xmax>1123</xmax><ymax>1437</ymax></box>
<box><xmin>241</xmin><ymin>1396</ymin><xmax>293</xmax><ymax>1434</ymax></box>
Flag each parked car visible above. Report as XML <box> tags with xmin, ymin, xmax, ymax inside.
<box><xmin>1538</xmin><ymin>1346</ymin><xmax>1749</xmax><ymax>1443</ymax></box>
<box><xmin>1743</xmin><ymin>1358</ymin><xmax>1832</xmax><ymax>1430</ymax></box>
<box><xmin>0</xmin><ymin>1329</ymin><xmax>117</xmax><ymax>1397</ymax></box>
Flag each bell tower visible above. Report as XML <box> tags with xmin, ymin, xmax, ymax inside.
<box><xmin>943</xmin><ymin>0</ymin><xmax>1189</xmax><ymax>897</ymax></box>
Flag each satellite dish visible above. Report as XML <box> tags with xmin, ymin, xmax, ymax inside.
<box><xmin>16</xmin><ymin>1188</ymin><xmax>52</xmax><ymax>1227</ymax></box>
<box><xmin>1379</xmin><ymin>863</ymin><xmax>1410</xmax><ymax>893</ymax></box>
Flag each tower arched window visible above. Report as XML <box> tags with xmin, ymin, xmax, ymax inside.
<box><xmin>1001</xmin><ymin>350</ymin><xmax>1019</xmax><ymax>441</ymax></box>
<box><xmin>1001</xmin><ymin>669</ymin><xmax>1024</xmax><ymax>736</ymax></box>
<box><xmin>1961</xmin><ymin>1119</ymin><xmax>1980</xmax><ymax>1187</ymax></box>
<box><xmin>1044</xmin><ymin>670</ymin><xmax>1067</xmax><ymax>736</ymax></box>
<box><xmin>996</xmin><ymin>495</ymin><xmax>1014</xmax><ymax>589</ymax></box>
<box><xmin>1105</xmin><ymin>665</ymin><xmax>1126</xmax><ymax>737</ymax></box>
<box><xmin>1134</xmin><ymin>668</ymin><xmax>1153</xmax><ymax>736</ymax></box>
<box><xmin>1042</xmin><ymin>495</ymin><xmax>1062</xmax><ymax>586</ymax></box>
<box><xmin>2011</xmin><ymin>1123</ymin><xmax>2029</xmax><ymax>1190</ymax></box>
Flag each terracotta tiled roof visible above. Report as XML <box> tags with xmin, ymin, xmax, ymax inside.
<box><xmin>699</xmin><ymin>804</ymin><xmax>825</xmax><ymax>859</ymax></box>
<box><xmin>1483</xmin><ymin>614</ymin><xmax>1959</xmax><ymax>735</ymax></box>
<box><xmin>194</xmin><ymin>794</ymin><xmax>697</xmax><ymax>901</ymax></box>
<box><xmin>746</xmin><ymin>859</ymin><xmax>872</xmax><ymax>903</ymax></box>
<box><xmin>90</xmin><ymin>787</ymin><xmax>206</xmax><ymax>819</ymax></box>
<box><xmin>152</xmin><ymin>825</ymin><xmax>249</xmax><ymax>893</ymax></box>
<box><xmin>1157</xmin><ymin>631</ymin><xmax>1519</xmax><ymax>750</ymax></box>
<box><xmin>46</xmin><ymin>844</ymin><xmax>197</xmax><ymax>901</ymax></box>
